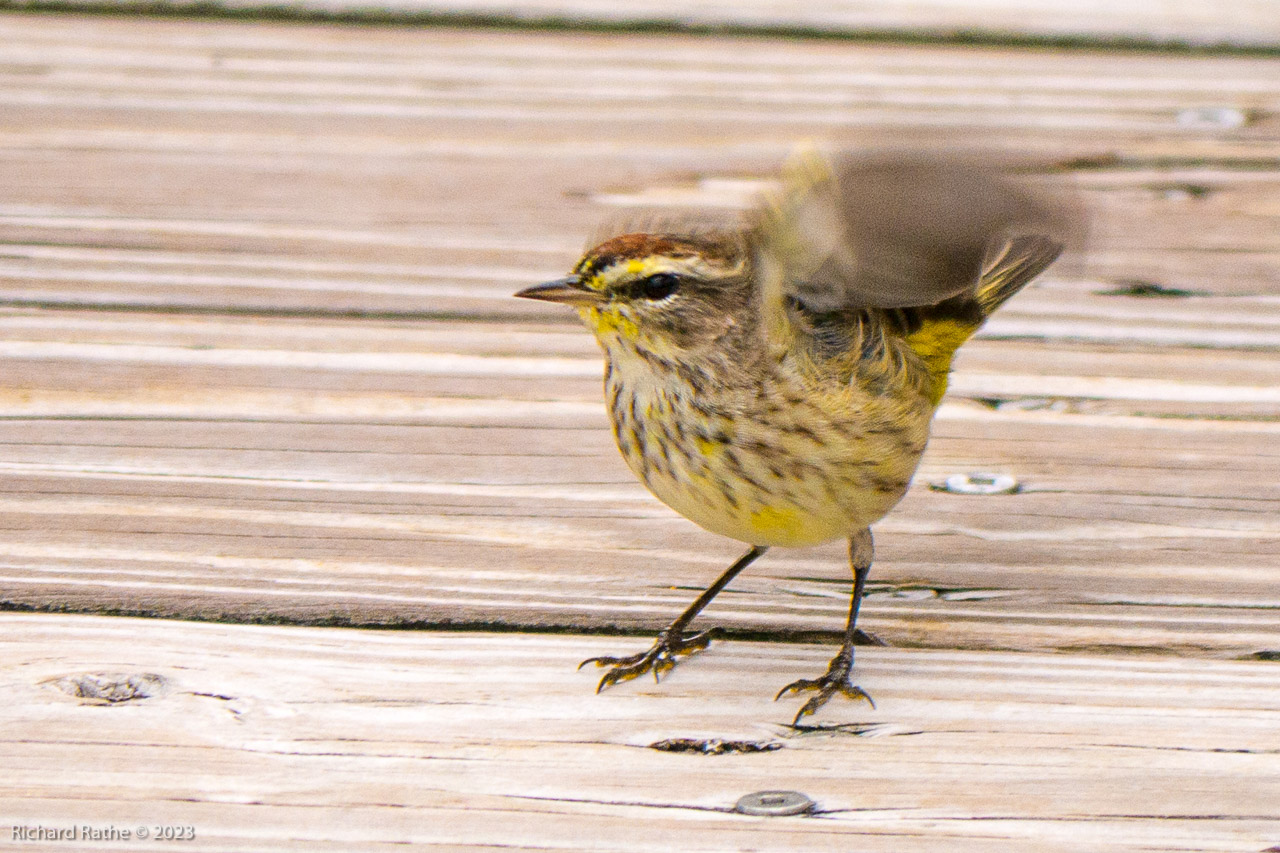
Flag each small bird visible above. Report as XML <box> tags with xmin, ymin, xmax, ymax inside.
<box><xmin>516</xmin><ymin>148</ymin><xmax>1073</xmax><ymax>723</ymax></box>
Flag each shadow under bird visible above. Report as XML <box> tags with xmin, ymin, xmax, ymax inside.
<box><xmin>516</xmin><ymin>148</ymin><xmax>1076</xmax><ymax>723</ymax></box>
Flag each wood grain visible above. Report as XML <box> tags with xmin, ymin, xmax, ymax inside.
<box><xmin>0</xmin><ymin>14</ymin><xmax>1277</xmax><ymax>659</ymax></box>
<box><xmin>0</xmin><ymin>11</ymin><xmax>1277</xmax><ymax>849</ymax></box>
<box><xmin>0</xmin><ymin>311</ymin><xmax>1277</xmax><ymax>655</ymax></box>
<box><xmin>2</xmin><ymin>13</ymin><xmax>1280</xmax><ymax>302</ymax></box>
<box><xmin>2</xmin><ymin>613</ymin><xmax>1277</xmax><ymax>852</ymax></box>
<box><xmin>40</xmin><ymin>0</ymin><xmax>1280</xmax><ymax>49</ymax></box>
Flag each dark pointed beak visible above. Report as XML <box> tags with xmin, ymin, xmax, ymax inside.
<box><xmin>514</xmin><ymin>276</ymin><xmax>603</xmax><ymax>307</ymax></box>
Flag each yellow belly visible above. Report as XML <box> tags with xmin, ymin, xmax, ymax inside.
<box><xmin>608</xmin><ymin>367</ymin><xmax>933</xmax><ymax>548</ymax></box>
<box><xmin>655</xmin><ymin>486</ymin><xmax>867</xmax><ymax>548</ymax></box>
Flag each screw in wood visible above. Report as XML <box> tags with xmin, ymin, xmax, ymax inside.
<box><xmin>931</xmin><ymin>472</ymin><xmax>1020</xmax><ymax>495</ymax></box>
<box><xmin>733</xmin><ymin>790</ymin><xmax>814</xmax><ymax>816</ymax></box>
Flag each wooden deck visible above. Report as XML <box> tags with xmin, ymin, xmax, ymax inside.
<box><xmin>37</xmin><ymin>0</ymin><xmax>1280</xmax><ymax>48</ymax></box>
<box><xmin>0</xmin><ymin>10</ymin><xmax>1277</xmax><ymax>851</ymax></box>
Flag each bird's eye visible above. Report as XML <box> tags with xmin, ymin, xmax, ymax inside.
<box><xmin>640</xmin><ymin>273</ymin><xmax>680</xmax><ymax>300</ymax></box>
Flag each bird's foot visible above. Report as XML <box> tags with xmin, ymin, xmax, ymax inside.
<box><xmin>579</xmin><ymin>627</ymin><xmax>722</xmax><ymax>692</ymax></box>
<box><xmin>775</xmin><ymin>652</ymin><xmax>875</xmax><ymax>725</ymax></box>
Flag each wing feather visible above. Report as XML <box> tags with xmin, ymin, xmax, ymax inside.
<box><xmin>755</xmin><ymin>148</ymin><xmax>1077</xmax><ymax>313</ymax></box>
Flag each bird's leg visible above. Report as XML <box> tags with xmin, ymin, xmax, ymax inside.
<box><xmin>776</xmin><ymin>528</ymin><xmax>876</xmax><ymax>724</ymax></box>
<box><xmin>581</xmin><ymin>544</ymin><xmax>768</xmax><ymax>692</ymax></box>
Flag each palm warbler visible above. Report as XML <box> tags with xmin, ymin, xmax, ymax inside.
<box><xmin>516</xmin><ymin>148</ymin><xmax>1073</xmax><ymax>723</ymax></box>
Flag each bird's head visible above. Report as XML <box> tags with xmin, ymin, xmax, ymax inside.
<box><xmin>516</xmin><ymin>232</ymin><xmax>750</xmax><ymax>358</ymax></box>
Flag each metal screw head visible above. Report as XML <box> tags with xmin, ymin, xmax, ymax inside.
<box><xmin>1176</xmin><ymin>106</ymin><xmax>1248</xmax><ymax>129</ymax></box>
<box><xmin>932</xmin><ymin>472</ymin><xmax>1019</xmax><ymax>495</ymax></box>
<box><xmin>734</xmin><ymin>790</ymin><xmax>814</xmax><ymax>816</ymax></box>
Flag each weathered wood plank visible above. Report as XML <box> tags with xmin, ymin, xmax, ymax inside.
<box><xmin>0</xmin><ymin>8</ymin><xmax>1272</xmax><ymax>684</ymax></box>
<box><xmin>0</xmin><ymin>304</ymin><xmax>1275</xmax><ymax>654</ymax></box>
<box><xmin>0</xmin><ymin>12</ymin><xmax>1274</xmax><ymax>847</ymax></box>
<box><xmin>2</xmin><ymin>614</ymin><xmax>1277</xmax><ymax>852</ymax></box>
<box><xmin>0</xmin><ymin>418</ymin><xmax>1275</xmax><ymax>653</ymax></box>
<box><xmin>2</xmin><ymin>310</ymin><xmax>1279</xmax><ymax>410</ymax></box>
<box><xmin>2</xmin><ymin>13</ymin><xmax>1280</xmax><ymax>302</ymax></box>
<box><xmin>36</xmin><ymin>0</ymin><xmax>1280</xmax><ymax>49</ymax></box>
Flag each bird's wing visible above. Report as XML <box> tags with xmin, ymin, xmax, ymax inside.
<box><xmin>753</xmin><ymin>148</ymin><xmax>1075</xmax><ymax>313</ymax></box>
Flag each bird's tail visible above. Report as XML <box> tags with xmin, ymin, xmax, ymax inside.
<box><xmin>975</xmin><ymin>234</ymin><xmax>1063</xmax><ymax>318</ymax></box>
<box><xmin>900</xmin><ymin>234</ymin><xmax>1062</xmax><ymax>402</ymax></box>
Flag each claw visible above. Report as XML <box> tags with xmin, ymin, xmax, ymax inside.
<box><xmin>774</xmin><ymin>678</ymin><xmax>818</xmax><ymax>701</ymax></box>
<box><xmin>578</xmin><ymin>653</ymin><xmax>632</xmax><ymax>666</ymax></box>
<box><xmin>596</xmin><ymin>669</ymin><xmax>630</xmax><ymax>693</ymax></box>
<box><xmin>579</xmin><ymin>628</ymin><xmax>723</xmax><ymax>692</ymax></box>
<box><xmin>653</xmin><ymin>655</ymin><xmax>675</xmax><ymax>682</ymax></box>
<box><xmin>790</xmin><ymin>683</ymin><xmax>874</xmax><ymax>724</ymax></box>
<box><xmin>676</xmin><ymin>626</ymin><xmax>720</xmax><ymax>650</ymax></box>
<box><xmin>776</xmin><ymin>660</ymin><xmax>875</xmax><ymax>725</ymax></box>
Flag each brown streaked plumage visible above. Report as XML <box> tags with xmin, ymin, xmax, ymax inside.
<box><xmin>516</xmin><ymin>148</ymin><xmax>1076</xmax><ymax>723</ymax></box>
